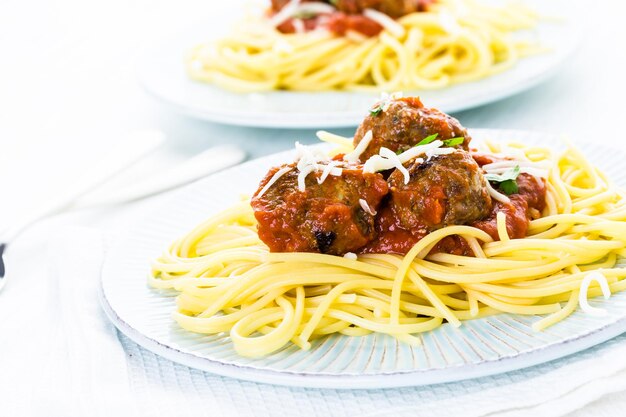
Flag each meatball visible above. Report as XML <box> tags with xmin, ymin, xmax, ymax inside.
<box><xmin>251</xmin><ymin>162</ymin><xmax>389</xmax><ymax>255</ymax></box>
<box><xmin>387</xmin><ymin>150</ymin><xmax>492</xmax><ymax>230</ymax></box>
<box><xmin>271</xmin><ymin>0</ymin><xmax>319</xmax><ymax>12</ymax></box>
<box><xmin>333</xmin><ymin>0</ymin><xmax>432</xmax><ymax>17</ymax></box>
<box><xmin>353</xmin><ymin>97</ymin><xmax>471</xmax><ymax>162</ymax></box>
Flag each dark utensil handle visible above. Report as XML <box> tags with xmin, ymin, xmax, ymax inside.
<box><xmin>0</xmin><ymin>243</ymin><xmax>6</xmax><ymax>278</ymax></box>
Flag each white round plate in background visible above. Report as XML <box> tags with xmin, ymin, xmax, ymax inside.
<box><xmin>100</xmin><ymin>130</ymin><xmax>626</xmax><ymax>389</ymax></box>
<box><xmin>137</xmin><ymin>0</ymin><xmax>580</xmax><ymax>128</ymax></box>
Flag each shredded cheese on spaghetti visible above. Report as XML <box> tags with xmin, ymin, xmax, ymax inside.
<box><xmin>152</xmin><ymin>140</ymin><xmax>626</xmax><ymax>357</ymax></box>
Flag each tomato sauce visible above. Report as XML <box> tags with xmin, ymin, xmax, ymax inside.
<box><xmin>277</xmin><ymin>12</ymin><xmax>384</xmax><ymax>37</ymax></box>
<box><xmin>359</xmin><ymin>157</ymin><xmax>547</xmax><ymax>256</ymax></box>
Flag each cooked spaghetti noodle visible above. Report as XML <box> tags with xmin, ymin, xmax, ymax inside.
<box><xmin>151</xmin><ymin>139</ymin><xmax>626</xmax><ymax>357</ymax></box>
<box><xmin>186</xmin><ymin>0</ymin><xmax>541</xmax><ymax>92</ymax></box>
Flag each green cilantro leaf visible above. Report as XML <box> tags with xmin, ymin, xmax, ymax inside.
<box><xmin>417</xmin><ymin>133</ymin><xmax>438</xmax><ymax>146</ymax></box>
<box><xmin>443</xmin><ymin>137</ymin><xmax>464</xmax><ymax>147</ymax></box>
<box><xmin>484</xmin><ymin>165</ymin><xmax>521</xmax><ymax>195</ymax></box>
<box><xmin>499</xmin><ymin>179</ymin><xmax>519</xmax><ymax>195</ymax></box>
<box><xmin>369</xmin><ymin>104</ymin><xmax>383</xmax><ymax>116</ymax></box>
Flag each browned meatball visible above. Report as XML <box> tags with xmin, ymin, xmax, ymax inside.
<box><xmin>271</xmin><ymin>0</ymin><xmax>321</xmax><ymax>12</ymax></box>
<box><xmin>388</xmin><ymin>150</ymin><xmax>492</xmax><ymax>230</ymax></box>
<box><xmin>353</xmin><ymin>97</ymin><xmax>471</xmax><ymax>162</ymax></box>
<box><xmin>333</xmin><ymin>0</ymin><xmax>433</xmax><ymax>17</ymax></box>
<box><xmin>251</xmin><ymin>162</ymin><xmax>389</xmax><ymax>255</ymax></box>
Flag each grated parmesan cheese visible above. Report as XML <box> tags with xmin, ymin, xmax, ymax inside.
<box><xmin>482</xmin><ymin>160</ymin><xmax>550</xmax><ymax>179</ymax></box>
<box><xmin>579</xmin><ymin>271</ymin><xmax>611</xmax><ymax>316</ymax></box>
<box><xmin>425</xmin><ymin>146</ymin><xmax>455</xmax><ymax>161</ymax></box>
<box><xmin>294</xmin><ymin>142</ymin><xmax>344</xmax><ymax>191</ymax></box>
<box><xmin>362</xmin><ymin>154</ymin><xmax>390</xmax><ymax>173</ymax></box>
<box><xmin>343</xmin><ymin>252</ymin><xmax>358</xmax><ymax>260</ymax></box>
<box><xmin>396</xmin><ymin>139</ymin><xmax>443</xmax><ymax>163</ymax></box>
<box><xmin>363</xmin><ymin>8</ymin><xmax>406</xmax><ymax>38</ymax></box>
<box><xmin>296</xmin><ymin>2</ymin><xmax>336</xmax><ymax>15</ymax></box>
<box><xmin>269</xmin><ymin>0</ymin><xmax>301</xmax><ymax>27</ymax></box>
<box><xmin>297</xmin><ymin>164</ymin><xmax>317</xmax><ymax>192</ymax></box>
<box><xmin>363</xmin><ymin>138</ymin><xmax>456</xmax><ymax>184</ymax></box>
<box><xmin>292</xmin><ymin>18</ymin><xmax>305</xmax><ymax>34</ymax></box>
<box><xmin>380</xmin><ymin>91</ymin><xmax>403</xmax><ymax>112</ymax></box>
<box><xmin>485</xmin><ymin>180</ymin><xmax>511</xmax><ymax>204</ymax></box>
<box><xmin>359</xmin><ymin>198</ymin><xmax>377</xmax><ymax>216</ymax></box>
<box><xmin>269</xmin><ymin>1</ymin><xmax>335</xmax><ymax>27</ymax></box>
<box><xmin>317</xmin><ymin>160</ymin><xmax>342</xmax><ymax>184</ymax></box>
<box><xmin>379</xmin><ymin>147</ymin><xmax>410</xmax><ymax>184</ymax></box>
<box><xmin>257</xmin><ymin>166</ymin><xmax>293</xmax><ymax>198</ymax></box>
<box><xmin>344</xmin><ymin>130</ymin><xmax>373</xmax><ymax>162</ymax></box>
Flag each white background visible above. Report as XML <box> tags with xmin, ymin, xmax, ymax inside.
<box><xmin>0</xmin><ymin>0</ymin><xmax>625</xmax><ymax>415</ymax></box>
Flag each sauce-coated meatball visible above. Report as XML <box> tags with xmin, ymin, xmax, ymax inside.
<box><xmin>251</xmin><ymin>162</ymin><xmax>389</xmax><ymax>255</ymax></box>
<box><xmin>332</xmin><ymin>0</ymin><xmax>433</xmax><ymax>17</ymax></box>
<box><xmin>353</xmin><ymin>97</ymin><xmax>471</xmax><ymax>162</ymax></box>
<box><xmin>388</xmin><ymin>150</ymin><xmax>492</xmax><ymax>230</ymax></box>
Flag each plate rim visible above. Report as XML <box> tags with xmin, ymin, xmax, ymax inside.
<box><xmin>99</xmin><ymin>283</ymin><xmax>626</xmax><ymax>389</ymax></box>
<box><xmin>135</xmin><ymin>1</ymin><xmax>582</xmax><ymax>129</ymax></box>
<box><xmin>100</xmin><ymin>129</ymin><xmax>626</xmax><ymax>388</ymax></box>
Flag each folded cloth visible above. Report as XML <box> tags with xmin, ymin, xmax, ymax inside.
<box><xmin>3</xmin><ymin>227</ymin><xmax>626</xmax><ymax>417</ymax></box>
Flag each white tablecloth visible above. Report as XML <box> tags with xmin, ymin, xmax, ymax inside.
<box><xmin>1</xmin><ymin>0</ymin><xmax>626</xmax><ymax>415</ymax></box>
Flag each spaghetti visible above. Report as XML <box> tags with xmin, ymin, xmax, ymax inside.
<box><xmin>151</xmin><ymin>138</ymin><xmax>626</xmax><ymax>358</ymax></box>
<box><xmin>186</xmin><ymin>0</ymin><xmax>541</xmax><ymax>92</ymax></box>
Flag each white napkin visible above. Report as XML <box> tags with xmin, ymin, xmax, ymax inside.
<box><xmin>3</xmin><ymin>227</ymin><xmax>626</xmax><ymax>417</ymax></box>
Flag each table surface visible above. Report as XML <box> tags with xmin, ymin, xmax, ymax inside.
<box><xmin>1</xmin><ymin>0</ymin><xmax>625</xmax><ymax>415</ymax></box>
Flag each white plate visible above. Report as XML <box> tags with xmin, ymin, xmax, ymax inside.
<box><xmin>137</xmin><ymin>1</ymin><xmax>581</xmax><ymax>128</ymax></box>
<box><xmin>100</xmin><ymin>129</ymin><xmax>626</xmax><ymax>389</ymax></box>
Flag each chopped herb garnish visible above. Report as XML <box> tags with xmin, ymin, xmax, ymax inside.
<box><xmin>369</xmin><ymin>103</ymin><xmax>383</xmax><ymax>116</ymax></box>
<box><xmin>499</xmin><ymin>179</ymin><xmax>519</xmax><ymax>195</ymax></box>
<box><xmin>417</xmin><ymin>133</ymin><xmax>438</xmax><ymax>146</ymax></box>
<box><xmin>329</xmin><ymin>0</ymin><xmax>339</xmax><ymax>5</ymax></box>
<box><xmin>484</xmin><ymin>165</ymin><xmax>521</xmax><ymax>195</ymax></box>
<box><xmin>443</xmin><ymin>137</ymin><xmax>464</xmax><ymax>147</ymax></box>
